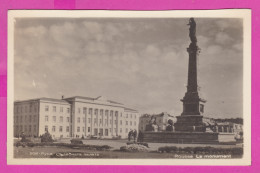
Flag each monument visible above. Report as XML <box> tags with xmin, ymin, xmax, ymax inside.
<box><xmin>142</xmin><ymin>18</ymin><xmax>226</xmax><ymax>144</ymax></box>
<box><xmin>174</xmin><ymin>18</ymin><xmax>207</xmax><ymax>132</ymax></box>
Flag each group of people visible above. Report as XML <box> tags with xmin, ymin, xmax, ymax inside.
<box><xmin>128</xmin><ymin>129</ymin><xmax>137</xmax><ymax>142</ymax></box>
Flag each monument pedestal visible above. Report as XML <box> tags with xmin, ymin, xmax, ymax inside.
<box><xmin>174</xmin><ymin>115</ymin><xmax>205</xmax><ymax>132</ymax></box>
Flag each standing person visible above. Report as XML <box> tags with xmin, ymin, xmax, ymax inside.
<box><xmin>137</xmin><ymin>130</ymin><xmax>144</xmax><ymax>142</ymax></box>
<box><xmin>128</xmin><ymin>129</ymin><xmax>133</xmax><ymax>141</ymax></box>
<box><xmin>133</xmin><ymin>129</ymin><xmax>137</xmax><ymax>142</ymax></box>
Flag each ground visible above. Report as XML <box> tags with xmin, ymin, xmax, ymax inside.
<box><xmin>13</xmin><ymin>138</ymin><xmax>243</xmax><ymax>159</ymax></box>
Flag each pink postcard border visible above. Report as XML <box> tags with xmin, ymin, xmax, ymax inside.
<box><xmin>0</xmin><ymin>0</ymin><xmax>259</xmax><ymax>172</ymax></box>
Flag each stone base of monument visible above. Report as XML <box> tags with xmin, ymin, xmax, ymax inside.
<box><xmin>143</xmin><ymin>131</ymin><xmax>221</xmax><ymax>144</ymax></box>
<box><xmin>174</xmin><ymin>115</ymin><xmax>205</xmax><ymax>132</ymax></box>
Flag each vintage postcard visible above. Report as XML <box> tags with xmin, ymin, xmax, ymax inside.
<box><xmin>7</xmin><ymin>10</ymin><xmax>251</xmax><ymax>165</ymax></box>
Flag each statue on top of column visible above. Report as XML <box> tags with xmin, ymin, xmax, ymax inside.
<box><xmin>188</xmin><ymin>18</ymin><xmax>197</xmax><ymax>44</ymax></box>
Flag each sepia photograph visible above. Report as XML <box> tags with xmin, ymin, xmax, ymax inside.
<box><xmin>7</xmin><ymin>10</ymin><xmax>251</xmax><ymax>165</ymax></box>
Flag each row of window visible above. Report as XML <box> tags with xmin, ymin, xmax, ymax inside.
<box><xmin>45</xmin><ymin>125</ymin><xmax>70</xmax><ymax>133</ymax></box>
<box><xmin>75</xmin><ymin>108</ymin><xmax>137</xmax><ymax>119</ymax></box>
<box><xmin>74</xmin><ymin>127</ymin><xmax>132</xmax><ymax>134</ymax></box>
<box><xmin>45</xmin><ymin>116</ymin><xmax>70</xmax><ymax>123</ymax></box>
<box><xmin>14</xmin><ymin>105</ymin><xmax>38</xmax><ymax>114</ymax></box>
<box><xmin>75</xmin><ymin>117</ymin><xmax>137</xmax><ymax>126</ymax></box>
<box><xmin>45</xmin><ymin>105</ymin><xmax>70</xmax><ymax>113</ymax></box>
<box><xmin>14</xmin><ymin>115</ymin><xmax>37</xmax><ymax>123</ymax></box>
<box><xmin>15</xmin><ymin>125</ymin><xmax>37</xmax><ymax>132</ymax></box>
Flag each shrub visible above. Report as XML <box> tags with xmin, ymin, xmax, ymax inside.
<box><xmin>158</xmin><ymin>146</ymin><xmax>243</xmax><ymax>156</ymax></box>
<box><xmin>120</xmin><ymin>144</ymin><xmax>149</xmax><ymax>152</ymax></box>
<box><xmin>71</xmin><ymin>139</ymin><xmax>83</xmax><ymax>144</ymax></box>
<box><xmin>40</xmin><ymin>131</ymin><xmax>53</xmax><ymax>143</ymax></box>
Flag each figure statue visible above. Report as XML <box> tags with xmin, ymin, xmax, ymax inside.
<box><xmin>145</xmin><ymin>116</ymin><xmax>159</xmax><ymax>132</ymax></box>
<box><xmin>188</xmin><ymin>18</ymin><xmax>197</xmax><ymax>44</ymax></box>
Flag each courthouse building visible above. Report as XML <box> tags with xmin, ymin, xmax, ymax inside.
<box><xmin>13</xmin><ymin>96</ymin><xmax>139</xmax><ymax>139</ymax></box>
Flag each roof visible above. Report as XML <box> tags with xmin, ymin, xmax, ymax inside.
<box><xmin>14</xmin><ymin>97</ymin><xmax>70</xmax><ymax>104</ymax></box>
<box><xmin>124</xmin><ymin>107</ymin><xmax>138</xmax><ymax>112</ymax></box>
<box><xmin>64</xmin><ymin>96</ymin><xmax>124</xmax><ymax>105</ymax></box>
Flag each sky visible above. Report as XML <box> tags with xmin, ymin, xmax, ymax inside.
<box><xmin>14</xmin><ymin>17</ymin><xmax>243</xmax><ymax>118</ymax></box>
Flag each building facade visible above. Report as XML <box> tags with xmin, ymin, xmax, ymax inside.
<box><xmin>139</xmin><ymin>112</ymin><xmax>176</xmax><ymax>132</ymax></box>
<box><xmin>14</xmin><ymin>96</ymin><xmax>139</xmax><ymax>139</ymax></box>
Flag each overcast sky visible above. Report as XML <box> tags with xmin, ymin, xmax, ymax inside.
<box><xmin>14</xmin><ymin>17</ymin><xmax>243</xmax><ymax>118</ymax></box>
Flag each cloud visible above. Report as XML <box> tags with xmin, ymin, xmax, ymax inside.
<box><xmin>215</xmin><ymin>32</ymin><xmax>233</xmax><ymax>45</ymax></box>
<box><xmin>13</xmin><ymin>18</ymin><xmax>243</xmax><ymax>118</ymax></box>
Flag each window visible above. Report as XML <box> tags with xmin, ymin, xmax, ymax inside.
<box><xmin>78</xmin><ymin>108</ymin><xmax>81</xmax><ymax>114</ymax></box>
<box><xmin>89</xmin><ymin>108</ymin><xmax>92</xmax><ymax>115</ymax></box>
<box><xmin>59</xmin><ymin>126</ymin><xmax>63</xmax><ymax>132</ymax></box>
<box><xmin>67</xmin><ymin>117</ymin><xmax>70</xmax><ymax>122</ymax></box>
<box><xmin>120</xmin><ymin>128</ymin><xmax>122</xmax><ymax>133</ymax></box>
<box><xmin>25</xmin><ymin>115</ymin><xmax>27</xmax><ymax>122</ymax></box>
<box><xmin>115</xmin><ymin>111</ymin><xmax>118</xmax><ymax>117</ymax></box>
<box><xmin>120</xmin><ymin>120</ymin><xmax>122</xmax><ymax>125</ymax></box>
<box><xmin>130</xmin><ymin>121</ymin><xmax>132</xmax><ymax>126</ymax></box>
<box><xmin>45</xmin><ymin>125</ymin><xmax>48</xmax><ymax>132</ymax></box>
<box><xmin>29</xmin><ymin>125</ymin><xmax>31</xmax><ymax>132</ymax></box>
<box><xmin>105</xmin><ymin>110</ymin><xmax>108</xmax><ymax>116</ymax></box>
<box><xmin>60</xmin><ymin>107</ymin><xmax>63</xmax><ymax>112</ymax></box>
<box><xmin>53</xmin><ymin>116</ymin><xmax>56</xmax><ymax>122</ymax></box>
<box><xmin>20</xmin><ymin>116</ymin><xmax>23</xmax><ymax>123</ymax></box>
<box><xmin>114</xmin><ymin>120</ymin><xmax>117</xmax><ymax>124</ymax></box>
<box><xmin>66</xmin><ymin>126</ymin><xmax>69</xmax><ymax>132</ymax></box>
<box><xmin>77</xmin><ymin>127</ymin><xmax>80</xmax><ymax>132</ymax></box>
<box><xmin>94</xmin><ymin>109</ymin><xmax>98</xmax><ymax>115</ymax></box>
<box><xmin>67</xmin><ymin>108</ymin><xmax>70</xmax><ymax>113</ymax></box>
<box><xmin>60</xmin><ymin>116</ymin><xmax>63</xmax><ymax>122</ymax></box>
<box><xmin>77</xmin><ymin>117</ymin><xmax>80</xmax><ymax>123</ymax></box>
<box><xmin>45</xmin><ymin>105</ymin><xmax>49</xmax><ymax>112</ymax></box>
<box><xmin>88</xmin><ymin>127</ymin><xmax>90</xmax><ymax>132</ymax></box>
<box><xmin>95</xmin><ymin>118</ymin><xmax>97</xmax><ymax>124</ymax></box>
<box><xmin>29</xmin><ymin>115</ymin><xmax>32</xmax><ymax>122</ymax></box>
<box><xmin>34</xmin><ymin>104</ymin><xmax>37</xmax><ymax>111</ymax></box>
<box><xmin>29</xmin><ymin>105</ymin><xmax>32</xmax><ymax>112</ymax></box>
<box><xmin>33</xmin><ymin>115</ymin><xmax>36</xmax><ymax>122</ymax></box>
<box><xmin>33</xmin><ymin>125</ymin><xmax>36</xmax><ymax>132</ymax></box>
<box><xmin>53</xmin><ymin>106</ymin><xmax>56</xmax><ymax>112</ymax></box>
<box><xmin>126</xmin><ymin>121</ymin><xmax>128</xmax><ymax>125</ymax></box>
<box><xmin>45</xmin><ymin>116</ymin><xmax>48</xmax><ymax>122</ymax></box>
<box><xmin>83</xmin><ymin>107</ymin><xmax>87</xmax><ymax>114</ymax></box>
<box><xmin>21</xmin><ymin>107</ymin><xmax>23</xmax><ymax>113</ymax></box>
<box><xmin>99</xmin><ymin>119</ymin><xmax>102</xmax><ymax>124</ymax></box>
<box><xmin>25</xmin><ymin>106</ymin><xmax>27</xmax><ymax>113</ymax></box>
<box><xmin>52</xmin><ymin>126</ymin><xmax>56</xmax><ymax>132</ymax></box>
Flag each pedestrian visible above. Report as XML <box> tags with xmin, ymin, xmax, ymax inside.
<box><xmin>128</xmin><ymin>129</ymin><xmax>133</xmax><ymax>141</ymax></box>
<box><xmin>133</xmin><ymin>129</ymin><xmax>137</xmax><ymax>142</ymax></box>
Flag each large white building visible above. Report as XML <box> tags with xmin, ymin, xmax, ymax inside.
<box><xmin>14</xmin><ymin>96</ymin><xmax>139</xmax><ymax>139</ymax></box>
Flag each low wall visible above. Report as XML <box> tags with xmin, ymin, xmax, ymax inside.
<box><xmin>218</xmin><ymin>133</ymin><xmax>236</xmax><ymax>142</ymax></box>
<box><xmin>143</xmin><ymin>131</ymin><xmax>219</xmax><ymax>144</ymax></box>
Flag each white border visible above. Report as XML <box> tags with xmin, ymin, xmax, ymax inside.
<box><xmin>7</xmin><ymin>10</ymin><xmax>251</xmax><ymax>165</ymax></box>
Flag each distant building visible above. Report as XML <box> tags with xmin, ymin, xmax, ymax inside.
<box><xmin>13</xmin><ymin>96</ymin><xmax>139</xmax><ymax>139</ymax></box>
<box><xmin>139</xmin><ymin>112</ymin><xmax>176</xmax><ymax>132</ymax></box>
